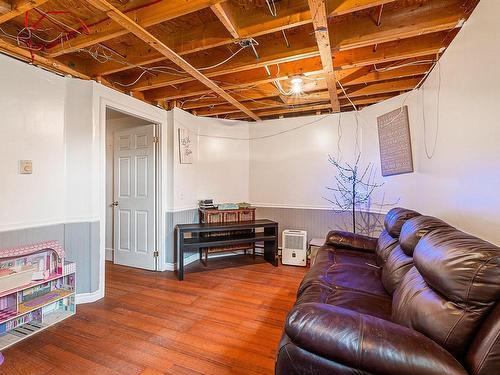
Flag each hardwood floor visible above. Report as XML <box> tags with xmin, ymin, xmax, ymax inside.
<box><xmin>1</xmin><ymin>256</ymin><xmax>306</xmax><ymax>374</ymax></box>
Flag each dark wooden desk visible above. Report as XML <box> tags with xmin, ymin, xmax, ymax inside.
<box><xmin>175</xmin><ymin>219</ymin><xmax>278</xmax><ymax>280</ymax></box>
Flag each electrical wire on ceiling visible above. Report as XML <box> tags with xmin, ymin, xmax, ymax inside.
<box><xmin>265</xmin><ymin>0</ymin><xmax>278</xmax><ymax>17</ymax></box>
<box><xmin>0</xmin><ymin>8</ymin><xmax>193</xmax><ymax>87</ymax></box>
<box><xmin>173</xmin><ymin>113</ymin><xmax>332</xmax><ymax>141</ymax></box>
<box><xmin>197</xmin><ymin>46</ymin><xmax>246</xmax><ymax>71</ymax></box>
<box><xmin>113</xmin><ymin>38</ymin><xmax>259</xmax><ymax>87</ymax></box>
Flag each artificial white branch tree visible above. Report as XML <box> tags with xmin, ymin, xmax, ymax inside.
<box><xmin>324</xmin><ymin>154</ymin><xmax>387</xmax><ymax>234</ymax></box>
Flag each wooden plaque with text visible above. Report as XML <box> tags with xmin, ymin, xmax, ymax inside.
<box><xmin>377</xmin><ymin>106</ymin><xmax>414</xmax><ymax>176</ymax></box>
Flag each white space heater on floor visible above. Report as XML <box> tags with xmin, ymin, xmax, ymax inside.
<box><xmin>281</xmin><ymin>230</ymin><xmax>308</xmax><ymax>266</ymax></box>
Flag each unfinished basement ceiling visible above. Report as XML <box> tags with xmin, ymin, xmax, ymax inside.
<box><xmin>0</xmin><ymin>0</ymin><xmax>479</xmax><ymax>120</ymax></box>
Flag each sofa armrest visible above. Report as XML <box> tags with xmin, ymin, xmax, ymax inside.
<box><xmin>325</xmin><ymin>230</ymin><xmax>378</xmax><ymax>253</ymax></box>
<box><xmin>285</xmin><ymin>303</ymin><xmax>467</xmax><ymax>375</ymax></box>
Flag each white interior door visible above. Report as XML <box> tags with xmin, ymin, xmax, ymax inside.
<box><xmin>113</xmin><ymin>124</ymin><xmax>157</xmax><ymax>270</ymax></box>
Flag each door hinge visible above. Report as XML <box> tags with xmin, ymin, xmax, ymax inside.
<box><xmin>153</xmin><ymin>251</ymin><xmax>159</xmax><ymax>257</ymax></box>
<box><xmin>153</xmin><ymin>136</ymin><xmax>159</xmax><ymax>144</ymax></box>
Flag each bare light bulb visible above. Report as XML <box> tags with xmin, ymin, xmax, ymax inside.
<box><xmin>290</xmin><ymin>77</ymin><xmax>303</xmax><ymax>95</ymax></box>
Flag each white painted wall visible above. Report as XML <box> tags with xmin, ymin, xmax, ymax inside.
<box><xmin>171</xmin><ymin>108</ymin><xmax>250</xmax><ymax>210</ymax></box>
<box><xmin>361</xmin><ymin>0</ymin><xmax>500</xmax><ymax>245</ymax></box>
<box><xmin>0</xmin><ymin>54</ymin><xmax>67</xmax><ymax>231</ymax></box>
<box><xmin>248</xmin><ymin>112</ymin><xmax>398</xmax><ymax>210</ymax></box>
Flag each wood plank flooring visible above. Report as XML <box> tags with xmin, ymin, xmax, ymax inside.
<box><xmin>1</xmin><ymin>256</ymin><xmax>306</xmax><ymax>374</ymax></box>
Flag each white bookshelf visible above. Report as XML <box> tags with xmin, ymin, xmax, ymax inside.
<box><xmin>0</xmin><ymin>247</ymin><xmax>76</xmax><ymax>351</ymax></box>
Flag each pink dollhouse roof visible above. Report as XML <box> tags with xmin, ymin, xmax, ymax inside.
<box><xmin>0</xmin><ymin>240</ymin><xmax>65</xmax><ymax>260</ymax></box>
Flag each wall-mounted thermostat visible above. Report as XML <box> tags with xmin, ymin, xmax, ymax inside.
<box><xmin>19</xmin><ymin>160</ymin><xmax>33</xmax><ymax>174</ymax></box>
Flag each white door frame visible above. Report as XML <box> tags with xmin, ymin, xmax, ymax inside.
<box><xmin>97</xmin><ymin>95</ymin><xmax>167</xmax><ymax>302</ymax></box>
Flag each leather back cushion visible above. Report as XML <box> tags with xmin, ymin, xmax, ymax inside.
<box><xmin>466</xmin><ymin>303</ymin><xmax>500</xmax><ymax>375</ymax></box>
<box><xmin>381</xmin><ymin>245</ymin><xmax>413</xmax><ymax>294</ymax></box>
<box><xmin>399</xmin><ymin>216</ymin><xmax>452</xmax><ymax>256</ymax></box>
<box><xmin>375</xmin><ymin>208</ymin><xmax>421</xmax><ymax>267</ymax></box>
<box><xmin>381</xmin><ymin>216</ymin><xmax>453</xmax><ymax>294</ymax></box>
<box><xmin>392</xmin><ymin>228</ymin><xmax>500</xmax><ymax>357</ymax></box>
<box><xmin>384</xmin><ymin>207</ymin><xmax>421</xmax><ymax>237</ymax></box>
<box><xmin>375</xmin><ymin>230</ymin><xmax>398</xmax><ymax>266</ymax></box>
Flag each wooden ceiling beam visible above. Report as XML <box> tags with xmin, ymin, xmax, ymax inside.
<box><xmin>210</xmin><ymin>1</ymin><xmax>239</xmax><ymax>39</ymax></box>
<box><xmin>234</xmin><ymin>0</ymin><xmax>397</xmax><ymax>38</ymax></box>
<box><xmin>0</xmin><ymin>0</ymin><xmax>49</xmax><ymax>25</ymax></box>
<box><xmin>87</xmin><ymin>0</ymin><xmax>400</xmax><ymax>77</ymax></box>
<box><xmin>125</xmin><ymin>0</ymin><xmax>464</xmax><ymax>92</ymax></box>
<box><xmin>328</xmin><ymin>0</ymin><xmax>397</xmax><ymax>16</ymax></box>
<box><xmin>125</xmin><ymin>28</ymin><xmax>319</xmax><ymax>91</ymax></box>
<box><xmin>183</xmin><ymin>73</ymin><xmax>422</xmax><ymax>111</ymax></box>
<box><xmin>85</xmin><ymin>19</ymin><xmax>231</xmax><ymax>77</ymax></box>
<box><xmin>345</xmin><ymin>76</ymin><xmax>422</xmax><ymax>97</ymax></box>
<box><xmin>308</xmin><ymin>0</ymin><xmax>340</xmax><ymax>112</ymax></box>
<box><xmin>0</xmin><ymin>39</ymin><xmax>90</xmax><ymax>79</ymax></box>
<box><xmin>333</xmin><ymin>31</ymin><xmax>450</xmax><ymax>70</ymax></box>
<box><xmin>85</xmin><ymin>0</ymin><xmax>260</xmax><ymax>121</ymax></box>
<box><xmin>197</xmin><ymin>93</ymin><xmax>395</xmax><ymax>119</ymax></box>
<box><xmin>48</xmin><ymin>0</ymin><xmax>224</xmax><ymax>57</ymax></box>
<box><xmin>328</xmin><ymin>0</ymin><xmax>466</xmax><ymax>51</ymax></box>
<box><xmin>148</xmin><ymin>31</ymin><xmax>445</xmax><ymax>106</ymax></box>
<box><xmin>144</xmin><ymin>56</ymin><xmax>325</xmax><ymax>101</ymax></box>
<box><xmin>0</xmin><ymin>1</ymin><xmax>11</xmax><ymax>13</ymax></box>
<box><xmin>152</xmin><ymin>60</ymin><xmax>429</xmax><ymax>108</ymax></box>
<box><xmin>225</xmin><ymin>94</ymin><xmax>397</xmax><ymax>120</ymax></box>
<box><xmin>191</xmin><ymin>63</ymin><xmax>428</xmax><ymax>116</ymax></box>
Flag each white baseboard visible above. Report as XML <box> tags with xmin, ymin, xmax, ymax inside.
<box><xmin>164</xmin><ymin>249</ymin><xmax>264</xmax><ymax>271</ymax></box>
<box><xmin>105</xmin><ymin>247</ymin><xmax>114</xmax><ymax>261</ymax></box>
<box><xmin>76</xmin><ymin>289</ymin><xmax>103</xmax><ymax>304</ymax></box>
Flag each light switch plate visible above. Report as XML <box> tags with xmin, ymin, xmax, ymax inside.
<box><xmin>19</xmin><ymin>160</ymin><xmax>33</xmax><ymax>174</ymax></box>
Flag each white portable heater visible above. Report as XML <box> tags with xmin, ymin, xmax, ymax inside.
<box><xmin>281</xmin><ymin>230</ymin><xmax>308</xmax><ymax>266</ymax></box>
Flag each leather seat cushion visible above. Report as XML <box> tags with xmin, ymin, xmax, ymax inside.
<box><xmin>299</xmin><ymin>255</ymin><xmax>387</xmax><ymax>298</ymax></box>
<box><xmin>296</xmin><ymin>283</ymin><xmax>392</xmax><ymax>321</ymax></box>
<box><xmin>314</xmin><ymin>246</ymin><xmax>377</xmax><ymax>267</ymax></box>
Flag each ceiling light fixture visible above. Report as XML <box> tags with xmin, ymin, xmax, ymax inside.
<box><xmin>290</xmin><ymin>76</ymin><xmax>303</xmax><ymax>95</ymax></box>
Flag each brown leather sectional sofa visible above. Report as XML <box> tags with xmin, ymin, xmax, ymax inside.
<box><xmin>276</xmin><ymin>207</ymin><xmax>500</xmax><ymax>375</ymax></box>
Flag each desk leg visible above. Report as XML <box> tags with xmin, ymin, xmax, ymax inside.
<box><xmin>176</xmin><ymin>229</ymin><xmax>184</xmax><ymax>281</ymax></box>
<box><xmin>264</xmin><ymin>225</ymin><xmax>278</xmax><ymax>267</ymax></box>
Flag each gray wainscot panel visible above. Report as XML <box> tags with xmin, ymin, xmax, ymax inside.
<box><xmin>165</xmin><ymin>209</ymin><xmax>199</xmax><ymax>264</ymax></box>
<box><xmin>254</xmin><ymin>207</ymin><xmax>385</xmax><ymax>246</ymax></box>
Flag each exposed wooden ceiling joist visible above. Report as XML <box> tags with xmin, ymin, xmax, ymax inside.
<box><xmin>0</xmin><ymin>0</ymin><xmax>49</xmax><ymax>25</ymax></box>
<box><xmin>170</xmin><ymin>29</ymin><xmax>446</xmax><ymax>110</ymax></box>
<box><xmin>189</xmin><ymin>63</ymin><xmax>430</xmax><ymax>117</ymax></box>
<box><xmin>235</xmin><ymin>0</ymin><xmax>397</xmax><ymax>38</ymax></box>
<box><xmin>0</xmin><ymin>1</ymin><xmax>11</xmax><ymax>13</ymax></box>
<box><xmin>84</xmin><ymin>0</ymin><xmax>260</xmax><ymax>121</ymax></box>
<box><xmin>226</xmin><ymin>75</ymin><xmax>419</xmax><ymax>120</ymax></box>
<box><xmin>308</xmin><ymin>0</ymin><xmax>340</xmax><ymax>112</ymax></box>
<box><xmin>210</xmin><ymin>1</ymin><xmax>239</xmax><ymax>39</ymax></box>
<box><xmin>226</xmin><ymin>95</ymin><xmax>396</xmax><ymax>120</ymax></box>
<box><xmin>48</xmin><ymin>0</ymin><xmax>225</xmax><ymax>57</ymax></box>
<box><xmin>123</xmin><ymin>0</ymin><xmax>465</xmax><ymax>93</ymax></box>
<box><xmin>182</xmin><ymin>74</ymin><xmax>423</xmax><ymax>113</ymax></box>
<box><xmin>84</xmin><ymin>0</ymin><xmax>403</xmax><ymax>78</ymax></box>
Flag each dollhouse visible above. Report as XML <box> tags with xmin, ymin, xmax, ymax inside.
<box><xmin>0</xmin><ymin>241</ymin><xmax>75</xmax><ymax>350</ymax></box>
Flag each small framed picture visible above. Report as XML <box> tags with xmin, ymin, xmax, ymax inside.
<box><xmin>178</xmin><ymin>128</ymin><xmax>193</xmax><ymax>164</ymax></box>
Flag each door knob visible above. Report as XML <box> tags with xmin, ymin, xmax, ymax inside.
<box><xmin>111</xmin><ymin>201</ymin><xmax>119</xmax><ymax>207</ymax></box>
